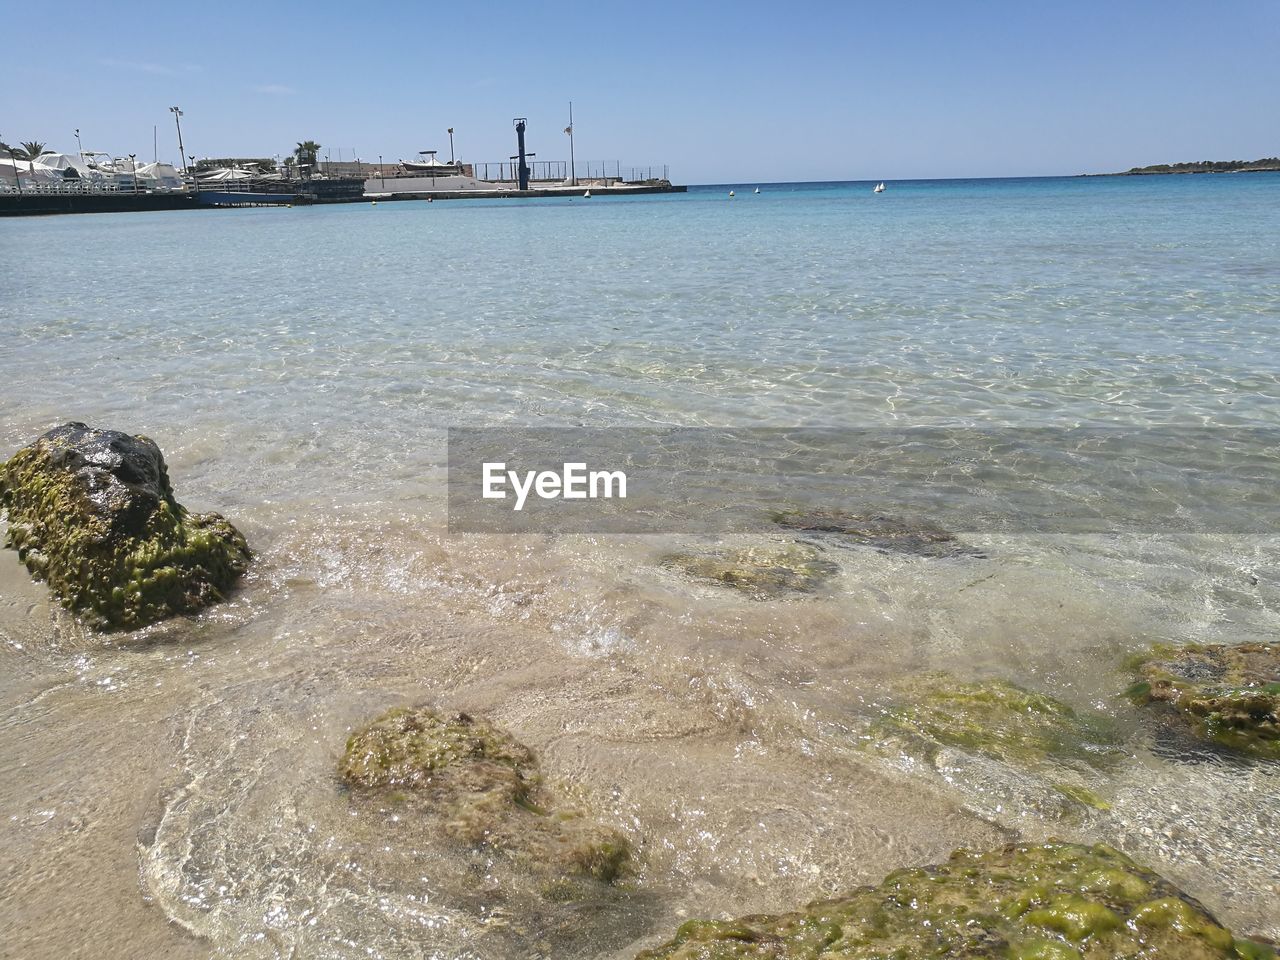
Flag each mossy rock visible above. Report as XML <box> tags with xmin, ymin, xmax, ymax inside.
<box><xmin>340</xmin><ymin>707</ymin><xmax>632</xmax><ymax>891</ymax></box>
<box><xmin>772</xmin><ymin>508</ymin><xmax>984</xmax><ymax>559</ymax></box>
<box><xmin>1127</xmin><ymin>643</ymin><xmax>1279</xmax><ymax>760</ymax></box>
<box><xmin>660</xmin><ymin>543</ymin><xmax>839</xmax><ymax>598</ymax></box>
<box><xmin>873</xmin><ymin>674</ymin><xmax>1122</xmax><ymax>771</ymax></box>
<box><xmin>0</xmin><ymin>422</ymin><xmax>250</xmax><ymax>630</ymax></box>
<box><xmin>635</xmin><ymin>841</ymin><xmax>1276</xmax><ymax>959</ymax></box>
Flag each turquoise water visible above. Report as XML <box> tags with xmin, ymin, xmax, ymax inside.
<box><xmin>1</xmin><ymin>175</ymin><xmax>1279</xmax><ymax>959</ymax></box>
<box><xmin>4</xmin><ymin>174</ymin><xmax>1278</xmax><ymax>502</ymax></box>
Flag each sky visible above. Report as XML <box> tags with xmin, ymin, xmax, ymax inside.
<box><xmin>3</xmin><ymin>0</ymin><xmax>1278</xmax><ymax>183</ymax></box>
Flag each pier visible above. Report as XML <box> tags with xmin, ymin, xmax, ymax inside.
<box><xmin>0</xmin><ymin>191</ymin><xmax>200</xmax><ymax>216</ymax></box>
<box><xmin>1</xmin><ymin>114</ymin><xmax>683</xmax><ymax>216</ymax></box>
<box><xmin>362</xmin><ymin>175</ymin><xmax>685</xmax><ymax>202</ymax></box>
<box><xmin>0</xmin><ymin>174</ymin><xmax>683</xmax><ymax>216</ymax></box>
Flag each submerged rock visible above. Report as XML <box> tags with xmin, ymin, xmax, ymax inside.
<box><xmin>660</xmin><ymin>543</ymin><xmax>839</xmax><ymax>598</ymax></box>
<box><xmin>339</xmin><ymin>707</ymin><xmax>631</xmax><ymax>891</ymax></box>
<box><xmin>772</xmin><ymin>508</ymin><xmax>983</xmax><ymax>558</ymax></box>
<box><xmin>636</xmin><ymin>841</ymin><xmax>1275</xmax><ymax>959</ymax></box>
<box><xmin>0</xmin><ymin>422</ymin><xmax>250</xmax><ymax>630</ymax></box>
<box><xmin>873</xmin><ymin>674</ymin><xmax>1122</xmax><ymax>771</ymax></box>
<box><xmin>1128</xmin><ymin>643</ymin><xmax>1280</xmax><ymax>760</ymax></box>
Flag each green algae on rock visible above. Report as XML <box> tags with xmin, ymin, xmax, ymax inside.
<box><xmin>635</xmin><ymin>842</ymin><xmax>1276</xmax><ymax>959</ymax></box>
<box><xmin>340</xmin><ymin>707</ymin><xmax>632</xmax><ymax>890</ymax></box>
<box><xmin>660</xmin><ymin>542</ymin><xmax>839</xmax><ymax>598</ymax></box>
<box><xmin>0</xmin><ymin>422</ymin><xmax>250</xmax><ymax>630</ymax></box>
<box><xmin>1128</xmin><ymin>643</ymin><xmax>1280</xmax><ymax>760</ymax></box>
<box><xmin>873</xmin><ymin>674</ymin><xmax>1122</xmax><ymax>770</ymax></box>
<box><xmin>772</xmin><ymin>508</ymin><xmax>984</xmax><ymax>559</ymax></box>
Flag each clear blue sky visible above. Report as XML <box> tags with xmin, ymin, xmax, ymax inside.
<box><xmin>4</xmin><ymin>0</ymin><xmax>1277</xmax><ymax>183</ymax></box>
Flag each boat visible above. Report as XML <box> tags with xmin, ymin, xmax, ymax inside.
<box><xmin>401</xmin><ymin>153</ymin><xmax>463</xmax><ymax>175</ymax></box>
<box><xmin>873</xmin><ymin>182</ymin><xmax>885</xmax><ymax>193</ymax></box>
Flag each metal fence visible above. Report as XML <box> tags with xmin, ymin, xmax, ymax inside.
<box><xmin>0</xmin><ymin>180</ymin><xmax>182</xmax><ymax>195</ymax></box>
<box><xmin>620</xmin><ymin>164</ymin><xmax>671</xmax><ymax>183</ymax></box>
<box><xmin>470</xmin><ymin>160</ymin><xmax>671</xmax><ymax>183</ymax></box>
<box><xmin>472</xmin><ymin>160</ymin><xmax>567</xmax><ymax>182</ymax></box>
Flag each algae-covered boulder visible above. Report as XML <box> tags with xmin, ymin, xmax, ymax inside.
<box><xmin>660</xmin><ymin>543</ymin><xmax>839</xmax><ymax>598</ymax></box>
<box><xmin>873</xmin><ymin>674</ymin><xmax>1122</xmax><ymax>771</ymax></box>
<box><xmin>0</xmin><ymin>422</ymin><xmax>250</xmax><ymax>630</ymax></box>
<box><xmin>636</xmin><ymin>841</ymin><xmax>1276</xmax><ymax>959</ymax></box>
<box><xmin>772</xmin><ymin>508</ymin><xmax>983</xmax><ymax>559</ymax></box>
<box><xmin>340</xmin><ymin>707</ymin><xmax>631</xmax><ymax>891</ymax></box>
<box><xmin>1128</xmin><ymin>643</ymin><xmax>1279</xmax><ymax>760</ymax></box>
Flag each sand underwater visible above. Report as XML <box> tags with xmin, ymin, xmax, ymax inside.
<box><xmin>1</xmin><ymin>176</ymin><xmax>1279</xmax><ymax>958</ymax></box>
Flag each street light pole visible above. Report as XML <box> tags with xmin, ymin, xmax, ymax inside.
<box><xmin>75</xmin><ymin>128</ymin><xmax>84</xmax><ymax>165</ymax></box>
<box><xmin>448</xmin><ymin>128</ymin><xmax>455</xmax><ymax>165</ymax></box>
<box><xmin>129</xmin><ymin>154</ymin><xmax>138</xmax><ymax>194</ymax></box>
<box><xmin>566</xmin><ymin>101</ymin><xmax>576</xmax><ymax>186</ymax></box>
<box><xmin>2</xmin><ymin>136</ymin><xmax>23</xmax><ymax>195</ymax></box>
<box><xmin>170</xmin><ymin>107</ymin><xmax>187</xmax><ymax>173</ymax></box>
<box><xmin>189</xmin><ymin>156</ymin><xmax>199</xmax><ymax>196</ymax></box>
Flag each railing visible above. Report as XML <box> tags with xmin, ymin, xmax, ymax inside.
<box><xmin>193</xmin><ymin>178</ymin><xmax>293</xmax><ymax>194</ymax></box>
<box><xmin>0</xmin><ymin>180</ymin><xmax>187</xmax><ymax>195</ymax></box>
<box><xmin>471</xmin><ymin>159</ymin><xmax>567</xmax><ymax>182</ymax></box>
<box><xmin>621</xmin><ymin>164</ymin><xmax>671</xmax><ymax>183</ymax></box>
<box><xmin>469</xmin><ymin>160</ymin><xmax>672</xmax><ymax>183</ymax></box>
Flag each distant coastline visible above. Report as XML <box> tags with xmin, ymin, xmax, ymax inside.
<box><xmin>1085</xmin><ymin>157</ymin><xmax>1280</xmax><ymax>177</ymax></box>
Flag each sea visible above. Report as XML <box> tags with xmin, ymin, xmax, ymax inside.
<box><xmin>1</xmin><ymin>174</ymin><xmax>1278</xmax><ymax>958</ymax></box>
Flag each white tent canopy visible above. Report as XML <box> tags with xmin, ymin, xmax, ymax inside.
<box><xmin>197</xmin><ymin>167</ymin><xmax>256</xmax><ymax>182</ymax></box>
<box><xmin>1</xmin><ymin>154</ymin><xmax>64</xmax><ymax>186</ymax></box>
<box><xmin>31</xmin><ymin>152</ymin><xmax>98</xmax><ymax>180</ymax></box>
<box><xmin>0</xmin><ymin>156</ymin><xmax>29</xmax><ymax>185</ymax></box>
<box><xmin>136</xmin><ymin>162</ymin><xmax>185</xmax><ymax>189</ymax></box>
<box><xmin>1</xmin><ymin>152</ymin><xmax>190</xmax><ymax>191</ymax></box>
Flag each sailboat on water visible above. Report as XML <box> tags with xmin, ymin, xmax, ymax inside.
<box><xmin>873</xmin><ymin>181</ymin><xmax>886</xmax><ymax>193</ymax></box>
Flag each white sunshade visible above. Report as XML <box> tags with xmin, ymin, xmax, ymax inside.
<box><xmin>137</xmin><ymin>162</ymin><xmax>183</xmax><ymax>178</ymax></box>
<box><xmin>1</xmin><ymin>154</ymin><xmax>63</xmax><ymax>184</ymax></box>
<box><xmin>32</xmin><ymin>152</ymin><xmax>98</xmax><ymax>178</ymax></box>
<box><xmin>197</xmin><ymin>167</ymin><xmax>257</xmax><ymax>181</ymax></box>
<box><xmin>0</xmin><ymin>156</ymin><xmax>26</xmax><ymax>183</ymax></box>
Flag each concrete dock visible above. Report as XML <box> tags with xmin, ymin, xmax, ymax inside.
<box><xmin>364</xmin><ymin>181</ymin><xmax>686</xmax><ymax>202</ymax></box>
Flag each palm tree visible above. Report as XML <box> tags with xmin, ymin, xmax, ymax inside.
<box><xmin>294</xmin><ymin>140</ymin><xmax>321</xmax><ymax>179</ymax></box>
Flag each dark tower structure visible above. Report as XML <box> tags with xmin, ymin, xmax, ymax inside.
<box><xmin>514</xmin><ymin>118</ymin><xmax>530</xmax><ymax>190</ymax></box>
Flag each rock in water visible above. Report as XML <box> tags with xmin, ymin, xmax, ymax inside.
<box><xmin>0</xmin><ymin>422</ymin><xmax>250</xmax><ymax>630</ymax></box>
<box><xmin>873</xmin><ymin>674</ymin><xmax>1121</xmax><ymax>770</ymax></box>
<box><xmin>772</xmin><ymin>508</ymin><xmax>984</xmax><ymax>558</ymax></box>
<box><xmin>869</xmin><ymin>674</ymin><xmax>1122</xmax><ymax>816</ymax></box>
<box><xmin>635</xmin><ymin>842</ymin><xmax>1276</xmax><ymax>959</ymax></box>
<box><xmin>660</xmin><ymin>543</ymin><xmax>839</xmax><ymax>598</ymax></box>
<box><xmin>1128</xmin><ymin>643</ymin><xmax>1280</xmax><ymax>760</ymax></box>
<box><xmin>340</xmin><ymin>707</ymin><xmax>632</xmax><ymax>893</ymax></box>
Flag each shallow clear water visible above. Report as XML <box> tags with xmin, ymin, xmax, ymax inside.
<box><xmin>1</xmin><ymin>175</ymin><xmax>1279</xmax><ymax>958</ymax></box>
